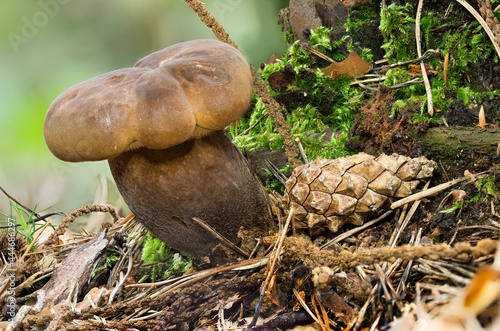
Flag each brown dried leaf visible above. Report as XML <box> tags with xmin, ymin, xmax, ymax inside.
<box><xmin>479</xmin><ymin>105</ymin><xmax>486</xmax><ymax>128</ymax></box>
<box><xmin>452</xmin><ymin>189</ymin><xmax>467</xmax><ymax>202</ymax></box>
<box><xmin>444</xmin><ymin>51</ymin><xmax>449</xmax><ymax>85</ymax></box>
<box><xmin>75</xmin><ymin>287</ymin><xmax>112</xmax><ymax>311</ymax></box>
<box><xmin>321</xmin><ymin>52</ymin><xmax>372</xmax><ymax>79</ymax></box>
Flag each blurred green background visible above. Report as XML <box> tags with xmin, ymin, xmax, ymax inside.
<box><xmin>0</xmin><ymin>0</ymin><xmax>287</xmax><ymax>220</ymax></box>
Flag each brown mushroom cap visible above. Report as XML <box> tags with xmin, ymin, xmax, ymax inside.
<box><xmin>44</xmin><ymin>39</ymin><xmax>253</xmax><ymax>162</ymax></box>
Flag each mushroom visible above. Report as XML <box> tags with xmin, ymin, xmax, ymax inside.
<box><xmin>44</xmin><ymin>39</ymin><xmax>272</xmax><ymax>257</ymax></box>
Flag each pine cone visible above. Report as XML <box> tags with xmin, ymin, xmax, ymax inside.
<box><xmin>284</xmin><ymin>153</ymin><xmax>437</xmax><ymax>235</ymax></box>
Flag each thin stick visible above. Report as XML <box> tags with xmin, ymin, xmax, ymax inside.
<box><xmin>192</xmin><ymin>217</ymin><xmax>249</xmax><ymax>258</ymax></box>
<box><xmin>321</xmin><ymin>210</ymin><xmax>393</xmax><ymax>249</ymax></box>
<box><xmin>295</xmin><ymin>138</ymin><xmax>309</xmax><ymax>163</ymax></box>
<box><xmin>358</xmin><ymin>82</ymin><xmax>378</xmax><ymax>91</ymax></box>
<box><xmin>391</xmin><ymin>180</ymin><xmax>430</xmax><ymax>246</ymax></box>
<box><xmin>237</xmin><ymin>114</ymin><xmax>269</xmax><ymax>137</ymax></box>
<box><xmin>0</xmin><ymin>185</ymin><xmax>40</xmax><ymax>219</ymax></box>
<box><xmin>300</xmin><ymin>43</ymin><xmax>336</xmax><ymax>63</ymax></box>
<box><xmin>370</xmin><ymin>49</ymin><xmax>440</xmax><ymax>72</ymax></box>
<box><xmin>390</xmin><ymin>174</ymin><xmax>479</xmax><ymax>209</ymax></box>
<box><xmin>390</xmin><ymin>78</ymin><xmax>424</xmax><ymax>89</ymax></box>
<box><xmin>350</xmin><ymin>76</ymin><xmax>387</xmax><ymax>85</ymax></box>
<box><xmin>416</xmin><ymin>0</ymin><xmax>434</xmax><ymax>116</ymax></box>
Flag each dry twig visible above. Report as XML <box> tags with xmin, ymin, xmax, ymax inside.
<box><xmin>415</xmin><ymin>0</ymin><xmax>434</xmax><ymax>116</ymax></box>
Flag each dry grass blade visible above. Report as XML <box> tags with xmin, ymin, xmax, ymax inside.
<box><xmin>390</xmin><ymin>180</ymin><xmax>430</xmax><ymax>247</ymax></box>
<box><xmin>313</xmin><ymin>289</ymin><xmax>331</xmax><ymax>331</ymax></box>
<box><xmin>20</xmin><ymin>220</ymin><xmax>51</xmax><ymax>261</ymax></box>
<box><xmin>396</xmin><ymin>229</ymin><xmax>422</xmax><ymax>296</ymax></box>
<box><xmin>375</xmin><ymin>263</ymin><xmax>403</xmax><ymax>313</ymax></box>
<box><xmin>389</xmin><ymin>204</ymin><xmax>408</xmax><ymax>247</ymax></box>
<box><xmin>293</xmin><ymin>288</ymin><xmax>324</xmax><ymax>328</ymax></box>
<box><xmin>321</xmin><ymin>210</ymin><xmax>394</xmax><ymax>249</ymax></box>
<box><xmin>416</xmin><ymin>0</ymin><xmax>434</xmax><ymax>116</ymax></box>
<box><xmin>354</xmin><ymin>286</ymin><xmax>377</xmax><ymax>330</ymax></box>
<box><xmin>247</xmin><ymin>209</ymin><xmax>294</xmax><ymax>328</ymax></box>
<box><xmin>300</xmin><ymin>43</ymin><xmax>336</xmax><ymax>63</ymax></box>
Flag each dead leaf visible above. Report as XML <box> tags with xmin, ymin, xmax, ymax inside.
<box><xmin>444</xmin><ymin>51</ymin><xmax>449</xmax><ymax>85</ymax></box>
<box><xmin>452</xmin><ymin>190</ymin><xmax>467</xmax><ymax>202</ymax></box>
<box><xmin>321</xmin><ymin>291</ymin><xmax>356</xmax><ymax>325</ymax></box>
<box><xmin>479</xmin><ymin>105</ymin><xmax>486</xmax><ymax>128</ymax></box>
<box><xmin>464</xmin><ymin>170</ymin><xmax>475</xmax><ymax>180</ymax></box>
<box><xmin>321</xmin><ymin>52</ymin><xmax>372</xmax><ymax>79</ymax></box>
<box><xmin>409</xmin><ymin>64</ymin><xmax>422</xmax><ymax>75</ymax></box>
<box><xmin>75</xmin><ymin>287</ymin><xmax>112</xmax><ymax>311</ymax></box>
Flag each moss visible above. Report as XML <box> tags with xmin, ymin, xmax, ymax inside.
<box><xmin>91</xmin><ymin>252</ymin><xmax>119</xmax><ymax>278</ymax></box>
<box><xmin>379</xmin><ymin>2</ymin><xmax>415</xmax><ymax>61</ymax></box>
<box><xmin>141</xmin><ymin>232</ymin><xmax>192</xmax><ymax>281</ymax></box>
<box><xmin>231</xmin><ymin>26</ymin><xmax>358</xmax><ymax>161</ymax></box>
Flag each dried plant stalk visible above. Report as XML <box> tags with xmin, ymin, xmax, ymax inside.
<box><xmin>284</xmin><ymin>236</ymin><xmax>497</xmax><ymax>270</ymax></box>
<box><xmin>183</xmin><ymin>0</ymin><xmax>301</xmax><ymax>167</ymax></box>
<box><xmin>43</xmin><ymin>204</ymin><xmax>119</xmax><ymax>248</ymax></box>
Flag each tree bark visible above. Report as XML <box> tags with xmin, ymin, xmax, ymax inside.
<box><xmin>420</xmin><ymin>126</ymin><xmax>500</xmax><ymax>154</ymax></box>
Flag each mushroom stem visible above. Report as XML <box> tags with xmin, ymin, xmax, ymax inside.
<box><xmin>108</xmin><ymin>131</ymin><xmax>272</xmax><ymax>257</ymax></box>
